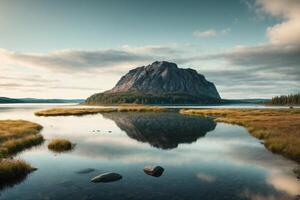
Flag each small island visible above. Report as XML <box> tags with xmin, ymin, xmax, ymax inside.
<box><xmin>34</xmin><ymin>106</ymin><xmax>167</xmax><ymax>116</ymax></box>
<box><xmin>85</xmin><ymin>61</ymin><xmax>221</xmax><ymax>105</ymax></box>
<box><xmin>48</xmin><ymin>139</ymin><xmax>74</xmax><ymax>152</ymax></box>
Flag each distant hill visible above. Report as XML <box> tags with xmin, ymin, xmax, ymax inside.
<box><xmin>222</xmin><ymin>98</ymin><xmax>270</xmax><ymax>104</ymax></box>
<box><xmin>0</xmin><ymin>97</ymin><xmax>84</xmax><ymax>104</ymax></box>
<box><xmin>86</xmin><ymin>61</ymin><xmax>221</xmax><ymax>105</ymax></box>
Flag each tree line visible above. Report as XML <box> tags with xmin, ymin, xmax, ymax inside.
<box><xmin>270</xmin><ymin>93</ymin><xmax>300</xmax><ymax>105</ymax></box>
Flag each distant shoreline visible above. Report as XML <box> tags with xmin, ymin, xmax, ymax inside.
<box><xmin>0</xmin><ymin>97</ymin><xmax>84</xmax><ymax>104</ymax></box>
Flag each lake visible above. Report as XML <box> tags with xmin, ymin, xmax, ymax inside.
<box><xmin>0</xmin><ymin>104</ymin><xmax>299</xmax><ymax>200</ymax></box>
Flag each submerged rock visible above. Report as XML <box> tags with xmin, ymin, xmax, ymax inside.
<box><xmin>30</xmin><ymin>167</ymin><xmax>38</xmax><ymax>172</ymax></box>
<box><xmin>143</xmin><ymin>166</ymin><xmax>164</xmax><ymax>177</ymax></box>
<box><xmin>76</xmin><ymin>168</ymin><xmax>95</xmax><ymax>174</ymax></box>
<box><xmin>91</xmin><ymin>172</ymin><xmax>122</xmax><ymax>183</ymax></box>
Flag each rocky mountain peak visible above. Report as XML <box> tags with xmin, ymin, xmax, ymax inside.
<box><xmin>105</xmin><ymin>61</ymin><xmax>220</xmax><ymax>99</ymax></box>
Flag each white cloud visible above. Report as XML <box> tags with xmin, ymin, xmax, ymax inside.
<box><xmin>193</xmin><ymin>29</ymin><xmax>217</xmax><ymax>37</ymax></box>
<box><xmin>256</xmin><ymin>0</ymin><xmax>300</xmax><ymax>45</ymax></box>
<box><xmin>0</xmin><ymin>44</ymin><xmax>193</xmax><ymax>74</ymax></box>
<box><xmin>0</xmin><ymin>48</ymin><xmax>153</xmax><ymax>73</ymax></box>
<box><xmin>193</xmin><ymin>28</ymin><xmax>231</xmax><ymax>38</ymax></box>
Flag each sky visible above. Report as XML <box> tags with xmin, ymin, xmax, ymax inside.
<box><xmin>0</xmin><ymin>0</ymin><xmax>299</xmax><ymax>99</ymax></box>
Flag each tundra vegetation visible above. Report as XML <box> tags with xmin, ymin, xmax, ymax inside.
<box><xmin>35</xmin><ymin>106</ymin><xmax>167</xmax><ymax>116</ymax></box>
<box><xmin>0</xmin><ymin>120</ymin><xmax>43</xmax><ymax>188</ymax></box>
<box><xmin>180</xmin><ymin>109</ymin><xmax>300</xmax><ymax>164</ymax></box>
<box><xmin>48</xmin><ymin>139</ymin><xmax>73</xmax><ymax>152</ymax></box>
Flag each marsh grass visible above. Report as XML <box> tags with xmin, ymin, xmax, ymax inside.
<box><xmin>48</xmin><ymin>139</ymin><xmax>74</xmax><ymax>152</ymax></box>
<box><xmin>180</xmin><ymin>109</ymin><xmax>300</xmax><ymax>163</ymax></box>
<box><xmin>0</xmin><ymin>120</ymin><xmax>44</xmax><ymax>158</ymax></box>
<box><xmin>0</xmin><ymin>159</ymin><xmax>33</xmax><ymax>184</ymax></box>
<box><xmin>0</xmin><ymin>120</ymin><xmax>43</xmax><ymax>187</ymax></box>
<box><xmin>35</xmin><ymin>106</ymin><xmax>167</xmax><ymax>116</ymax></box>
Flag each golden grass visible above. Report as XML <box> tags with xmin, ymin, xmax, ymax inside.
<box><xmin>0</xmin><ymin>120</ymin><xmax>43</xmax><ymax>158</ymax></box>
<box><xmin>180</xmin><ymin>109</ymin><xmax>300</xmax><ymax>163</ymax></box>
<box><xmin>48</xmin><ymin>139</ymin><xmax>73</xmax><ymax>152</ymax></box>
<box><xmin>0</xmin><ymin>120</ymin><xmax>43</xmax><ymax>187</ymax></box>
<box><xmin>0</xmin><ymin>159</ymin><xmax>34</xmax><ymax>185</ymax></box>
<box><xmin>35</xmin><ymin>106</ymin><xmax>167</xmax><ymax>116</ymax></box>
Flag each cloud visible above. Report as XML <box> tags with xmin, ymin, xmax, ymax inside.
<box><xmin>0</xmin><ymin>44</ymin><xmax>192</xmax><ymax>74</ymax></box>
<box><xmin>214</xmin><ymin>0</ymin><xmax>300</xmax><ymax>78</ymax></box>
<box><xmin>183</xmin><ymin>0</ymin><xmax>300</xmax><ymax>97</ymax></box>
<box><xmin>256</xmin><ymin>0</ymin><xmax>300</xmax><ymax>45</ymax></box>
<box><xmin>0</xmin><ymin>48</ymin><xmax>154</xmax><ymax>73</ymax></box>
<box><xmin>196</xmin><ymin>173</ymin><xmax>216</xmax><ymax>183</ymax></box>
<box><xmin>200</xmin><ymin>44</ymin><xmax>300</xmax><ymax>78</ymax></box>
<box><xmin>193</xmin><ymin>29</ymin><xmax>217</xmax><ymax>38</ymax></box>
<box><xmin>193</xmin><ymin>28</ymin><xmax>231</xmax><ymax>38</ymax></box>
<box><xmin>121</xmin><ymin>44</ymin><xmax>191</xmax><ymax>55</ymax></box>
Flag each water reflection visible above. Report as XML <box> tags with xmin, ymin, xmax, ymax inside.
<box><xmin>102</xmin><ymin>112</ymin><xmax>216</xmax><ymax>149</ymax></box>
<box><xmin>0</xmin><ymin>172</ymin><xmax>29</xmax><ymax>192</ymax></box>
<box><xmin>0</xmin><ymin>105</ymin><xmax>299</xmax><ymax>200</ymax></box>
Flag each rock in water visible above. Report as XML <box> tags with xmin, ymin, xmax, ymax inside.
<box><xmin>143</xmin><ymin>166</ymin><xmax>164</xmax><ymax>177</ymax></box>
<box><xmin>76</xmin><ymin>168</ymin><xmax>95</xmax><ymax>174</ymax></box>
<box><xmin>85</xmin><ymin>61</ymin><xmax>221</xmax><ymax>105</ymax></box>
<box><xmin>91</xmin><ymin>172</ymin><xmax>122</xmax><ymax>183</ymax></box>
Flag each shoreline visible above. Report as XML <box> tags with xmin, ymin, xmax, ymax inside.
<box><xmin>180</xmin><ymin>108</ymin><xmax>300</xmax><ymax>166</ymax></box>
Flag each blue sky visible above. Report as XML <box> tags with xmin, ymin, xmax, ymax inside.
<box><xmin>0</xmin><ymin>0</ymin><xmax>299</xmax><ymax>98</ymax></box>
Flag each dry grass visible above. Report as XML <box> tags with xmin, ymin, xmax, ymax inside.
<box><xmin>180</xmin><ymin>109</ymin><xmax>300</xmax><ymax>163</ymax></box>
<box><xmin>35</xmin><ymin>106</ymin><xmax>167</xmax><ymax>116</ymax></box>
<box><xmin>48</xmin><ymin>139</ymin><xmax>73</xmax><ymax>152</ymax></box>
<box><xmin>0</xmin><ymin>159</ymin><xmax>34</xmax><ymax>185</ymax></box>
<box><xmin>0</xmin><ymin>120</ymin><xmax>44</xmax><ymax>158</ymax></box>
<box><xmin>0</xmin><ymin>120</ymin><xmax>43</xmax><ymax>188</ymax></box>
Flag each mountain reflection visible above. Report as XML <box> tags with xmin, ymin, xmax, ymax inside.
<box><xmin>102</xmin><ymin>112</ymin><xmax>216</xmax><ymax>149</ymax></box>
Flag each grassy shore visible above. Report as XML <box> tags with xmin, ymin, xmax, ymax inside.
<box><xmin>0</xmin><ymin>120</ymin><xmax>43</xmax><ymax>187</ymax></box>
<box><xmin>48</xmin><ymin>139</ymin><xmax>73</xmax><ymax>152</ymax></box>
<box><xmin>180</xmin><ymin>109</ymin><xmax>300</xmax><ymax>163</ymax></box>
<box><xmin>35</xmin><ymin>106</ymin><xmax>167</xmax><ymax>116</ymax></box>
<box><xmin>0</xmin><ymin>120</ymin><xmax>44</xmax><ymax>157</ymax></box>
<box><xmin>0</xmin><ymin>159</ymin><xmax>35</xmax><ymax>188</ymax></box>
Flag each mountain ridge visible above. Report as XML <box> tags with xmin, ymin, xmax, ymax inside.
<box><xmin>0</xmin><ymin>97</ymin><xmax>84</xmax><ymax>104</ymax></box>
<box><xmin>86</xmin><ymin>61</ymin><xmax>222</xmax><ymax>105</ymax></box>
<box><xmin>105</xmin><ymin>61</ymin><xmax>220</xmax><ymax>99</ymax></box>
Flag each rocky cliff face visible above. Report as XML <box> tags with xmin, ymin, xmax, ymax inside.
<box><xmin>86</xmin><ymin>61</ymin><xmax>221</xmax><ymax>104</ymax></box>
<box><xmin>105</xmin><ymin>61</ymin><xmax>220</xmax><ymax>99</ymax></box>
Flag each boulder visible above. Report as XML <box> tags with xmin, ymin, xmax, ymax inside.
<box><xmin>143</xmin><ymin>166</ymin><xmax>164</xmax><ymax>177</ymax></box>
<box><xmin>91</xmin><ymin>172</ymin><xmax>122</xmax><ymax>183</ymax></box>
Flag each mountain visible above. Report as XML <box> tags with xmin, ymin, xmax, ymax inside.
<box><xmin>86</xmin><ymin>61</ymin><xmax>221</xmax><ymax>105</ymax></box>
<box><xmin>0</xmin><ymin>97</ymin><xmax>84</xmax><ymax>104</ymax></box>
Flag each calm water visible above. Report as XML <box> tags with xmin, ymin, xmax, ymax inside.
<box><xmin>0</xmin><ymin>104</ymin><xmax>299</xmax><ymax>200</ymax></box>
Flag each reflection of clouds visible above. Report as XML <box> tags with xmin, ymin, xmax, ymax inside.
<box><xmin>2</xmin><ymin>105</ymin><xmax>300</xmax><ymax>199</ymax></box>
<box><xmin>240</xmin><ymin>189</ymin><xmax>290</xmax><ymax>200</ymax></box>
<box><xmin>196</xmin><ymin>173</ymin><xmax>216</xmax><ymax>183</ymax></box>
<box><xmin>267</xmin><ymin>173</ymin><xmax>300</xmax><ymax>196</ymax></box>
<box><xmin>222</xmin><ymin>140</ymin><xmax>300</xmax><ymax>196</ymax></box>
